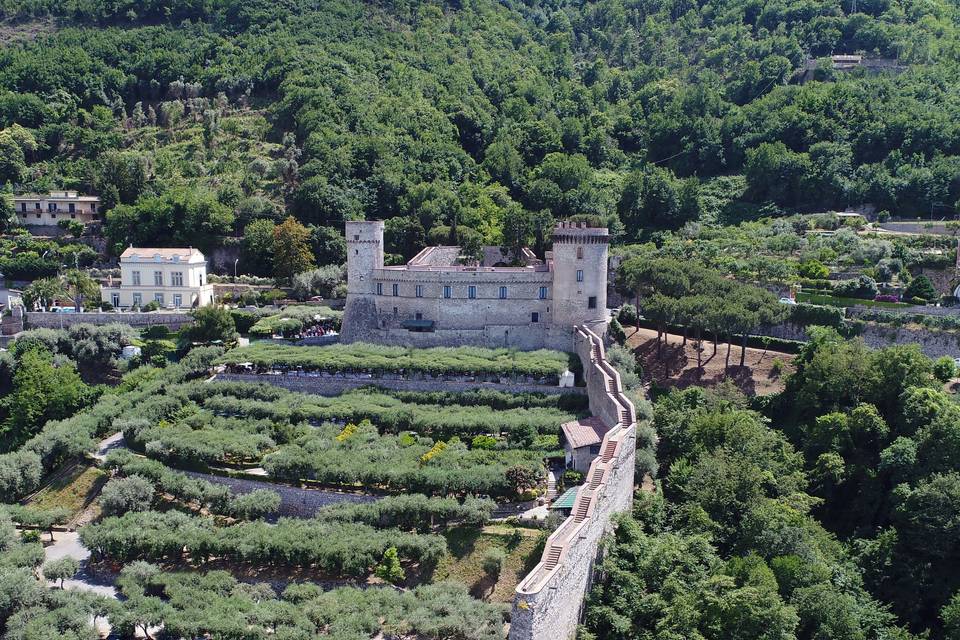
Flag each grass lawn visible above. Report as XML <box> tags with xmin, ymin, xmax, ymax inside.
<box><xmin>27</xmin><ymin>464</ymin><xmax>107</xmax><ymax>520</ymax></box>
<box><xmin>430</xmin><ymin>526</ymin><xmax>544</xmax><ymax>603</ymax></box>
<box><xmin>797</xmin><ymin>292</ymin><xmax>912</xmax><ymax>309</ymax></box>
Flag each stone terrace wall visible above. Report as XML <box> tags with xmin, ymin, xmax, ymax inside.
<box><xmin>509</xmin><ymin>327</ymin><xmax>637</xmax><ymax>640</ymax></box>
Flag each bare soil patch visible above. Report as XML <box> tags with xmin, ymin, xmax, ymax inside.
<box><xmin>626</xmin><ymin>327</ymin><xmax>796</xmax><ymax>396</ymax></box>
<box><xmin>0</xmin><ymin>16</ymin><xmax>58</xmax><ymax>44</ymax></box>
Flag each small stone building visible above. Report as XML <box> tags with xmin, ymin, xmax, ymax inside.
<box><xmin>341</xmin><ymin>220</ymin><xmax>610</xmax><ymax>351</ymax></box>
<box><xmin>560</xmin><ymin>416</ymin><xmax>610</xmax><ymax>473</ymax></box>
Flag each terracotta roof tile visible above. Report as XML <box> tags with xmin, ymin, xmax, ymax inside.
<box><xmin>561</xmin><ymin>416</ymin><xmax>610</xmax><ymax>450</ymax></box>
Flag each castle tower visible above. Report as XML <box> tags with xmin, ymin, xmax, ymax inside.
<box><xmin>550</xmin><ymin>222</ymin><xmax>609</xmax><ymax>334</ymax></box>
<box><xmin>341</xmin><ymin>220</ymin><xmax>384</xmax><ymax>342</ymax></box>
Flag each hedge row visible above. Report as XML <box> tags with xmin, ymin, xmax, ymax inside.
<box><xmin>190</xmin><ymin>381</ymin><xmax>577</xmax><ymax>440</ymax></box>
<box><xmin>261</xmin><ymin>421</ymin><xmax>546</xmax><ymax>498</ymax></box>
<box><xmin>215</xmin><ymin>342</ymin><xmax>573</xmax><ymax>378</ymax></box>
<box><xmin>80</xmin><ymin>510</ymin><xmax>446</xmax><ymax>577</ymax></box>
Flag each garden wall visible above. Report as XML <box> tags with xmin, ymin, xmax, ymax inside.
<box><xmin>509</xmin><ymin>327</ymin><xmax>637</xmax><ymax>640</ymax></box>
<box><xmin>25</xmin><ymin>311</ymin><xmax>193</xmax><ymax>330</ymax></box>
<box><xmin>214</xmin><ymin>373</ymin><xmax>583</xmax><ymax>397</ymax></box>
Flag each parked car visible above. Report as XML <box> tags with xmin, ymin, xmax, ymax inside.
<box><xmin>778</xmin><ymin>297</ymin><xmax>797</xmax><ymax>305</ymax></box>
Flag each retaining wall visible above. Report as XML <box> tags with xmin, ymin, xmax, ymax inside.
<box><xmin>25</xmin><ymin>311</ymin><xmax>193</xmax><ymax>330</ymax></box>
<box><xmin>763</xmin><ymin>322</ymin><xmax>960</xmax><ymax>359</ymax></box>
<box><xmin>509</xmin><ymin>327</ymin><xmax>637</xmax><ymax>640</ymax></box>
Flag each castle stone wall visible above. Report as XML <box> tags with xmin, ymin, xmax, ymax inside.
<box><xmin>509</xmin><ymin>327</ymin><xmax>637</xmax><ymax>640</ymax></box>
<box><xmin>341</xmin><ymin>221</ymin><xmax>609</xmax><ymax>351</ymax></box>
<box><xmin>761</xmin><ymin>322</ymin><xmax>960</xmax><ymax>359</ymax></box>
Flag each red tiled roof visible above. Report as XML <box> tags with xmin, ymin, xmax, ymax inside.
<box><xmin>561</xmin><ymin>416</ymin><xmax>609</xmax><ymax>450</ymax></box>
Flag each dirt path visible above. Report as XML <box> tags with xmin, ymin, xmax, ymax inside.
<box><xmin>627</xmin><ymin>327</ymin><xmax>796</xmax><ymax>396</ymax></box>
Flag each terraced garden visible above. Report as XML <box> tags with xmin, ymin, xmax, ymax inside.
<box><xmin>0</xmin><ymin>342</ymin><xmax>586</xmax><ymax>637</ymax></box>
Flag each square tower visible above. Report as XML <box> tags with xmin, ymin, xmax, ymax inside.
<box><xmin>345</xmin><ymin>220</ymin><xmax>384</xmax><ymax>296</ymax></box>
<box><xmin>550</xmin><ymin>222</ymin><xmax>609</xmax><ymax>331</ymax></box>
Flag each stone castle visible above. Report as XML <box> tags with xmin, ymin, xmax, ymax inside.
<box><xmin>340</xmin><ymin>220</ymin><xmax>610</xmax><ymax>351</ymax></box>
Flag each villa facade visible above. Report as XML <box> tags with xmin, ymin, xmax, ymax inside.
<box><xmin>101</xmin><ymin>247</ymin><xmax>214</xmax><ymax>310</ymax></box>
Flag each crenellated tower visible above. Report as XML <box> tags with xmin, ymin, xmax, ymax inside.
<box><xmin>550</xmin><ymin>222</ymin><xmax>609</xmax><ymax>335</ymax></box>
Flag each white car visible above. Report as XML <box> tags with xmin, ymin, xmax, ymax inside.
<box><xmin>779</xmin><ymin>297</ymin><xmax>797</xmax><ymax>305</ymax></box>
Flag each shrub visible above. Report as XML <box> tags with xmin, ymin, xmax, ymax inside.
<box><xmin>790</xmin><ymin>303</ymin><xmax>844</xmax><ymax>328</ymax></box>
<box><xmin>562</xmin><ymin>469</ymin><xmax>584</xmax><ymax>485</ymax></box>
<box><xmin>617</xmin><ymin>304</ymin><xmax>638</xmax><ymax>325</ymax></box>
<box><xmin>142</xmin><ymin>325</ymin><xmax>171</xmax><ymax>340</ymax></box>
<box><xmin>481</xmin><ymin>547</ymin><xmax>506</xmax><ymax>578</ymax></box>
<box><xmin>99</xmin><ymin>475</ymin><xmax>155</xmax><ymax>516</ymax></box>
<box><xmin>903</xmin><ymin>274</ymin><xmax>937</xmax><ymax>302</ymax></box>
<box><xmin>770</xmin><ymin>358</ymin><xmax>786</xmax><ymax>378</ymax></box>
<box><xmin>608</xmin><ymin>317</ymin><xmax>626</xmax><ymax>345</ymax></box>
<box><xmin>874</xmin><ymin>294</ymin><xmax>899</xmax><ymax>303</ymax></box>
<box><xmin>374</xmin><ymin>547</ymin><xmax>406</xmax><ymax>584</ymax></box>
<box><xmin>259</xmin><ymin>289</ymin><xmax>287</xmax><ymax>305</ymax></box>
<box><xmin>142</xmin><ymin>300</ymin><xmax>161</xmax><ymax>312</ymax></box>
<box><xmin>224</xmin><ymin>489</ymin><xmax>281</xmax><ymax>520</ymax></box>
<box><xmin>796</xmin><ymin>278</ymin><xmax>834</xmax><ymax>291</ymax></box>
<box><xmin>834</xmin><ymin>275</ymin><xmax>879</xmax><ymax>299</ymax></box>
<box><xmin>933</xmin><ymin>356</ymin><xmax>956</xmax><ymax>383</ymax></box>
<box><xmin>183</xmin><ymin>306</ymin><xmax>237</xmax><ymax>344</ymax></box>
<box><xmin>471</xmin><ymin>435</ymin><xmax>498</xmax><ymax>450</ymax></box>
<box><xmin>20</xmin><ymin>529</ymin><xmax>41</xmax><ymax>543</ymax></box>
<box><xmin>797</xmin><ymin>260</ymin><xmax>829</xmax><ymax>279</ymax></box>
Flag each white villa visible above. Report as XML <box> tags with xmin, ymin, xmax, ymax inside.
<box><xmin>101</xmin><ymin>247</ymin><xmax>214</xmax><ymax>310</ymax></box>
<box><xmin>14</xmin><ymin>191</ymin><xmax>100</xmax><ymax>227</ymax></box>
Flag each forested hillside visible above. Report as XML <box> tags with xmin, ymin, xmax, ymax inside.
<box><xmin>2</xmin><ymin>0</ymin><xmax>960</xmax><ymax>259</ymax></box>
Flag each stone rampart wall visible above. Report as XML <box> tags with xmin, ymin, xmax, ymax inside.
<box><xmin>509</xmin><ymin>327</ymin><xmax>637</xmax><ymax>640</ymax></box>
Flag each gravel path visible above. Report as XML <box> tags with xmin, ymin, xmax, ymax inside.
<box><xmin>91</xmin><ymin>432</ymin><xmax>126</xmax><ymax>462</ymax></box>
<box><xmin>42</xmin><ymin>531</ymin><xmax>117</xmax><ymax>599</ymax></box>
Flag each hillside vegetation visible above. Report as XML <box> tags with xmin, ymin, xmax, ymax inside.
<box><xmin>2</xmin><ymin>0</ymin><xmax>960</xmax><ymax>258</ymax></box>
